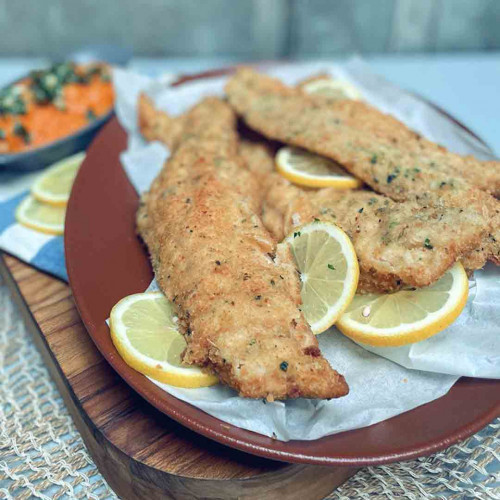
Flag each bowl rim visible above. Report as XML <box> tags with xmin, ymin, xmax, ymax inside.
<box><xmin>0</xmin><ymin>70</ymin><xmax>114</xmax><ymax>163</ymax></box>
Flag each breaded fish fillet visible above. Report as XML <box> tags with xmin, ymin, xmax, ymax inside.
<box><xmin>137</xmin><ymin>96</ymin><xmax>348</xmax><ymax>400</ymax></box>
<box><xmin>225</xmin><ymin>69</ymin><xmax>500</xmax><ymax>267</ymax></box>
<box><xmin>239</xmin><ymin>140</ymin><xmax>488</xmax><ymax>293</ymax></box>
<box><xmin>297</xmin><ymin>75</ymin><xmax>500</xmax><ymax>197</ymax></box>
<box><xmin>138</xmin><ymin>93</ymin><xmax>186</xmax><ymax>150</ymax></box>
<box><xmin>139</xmin><ymin>94</ymin><xmax>263</xmax><ymax>213</ymax></box>
<box><xmin>228</xmin><ymin>68</ymin><xmax>500</xmax><ymax>197</ymax></box>
<box><xmin>264</xmin><ymin>182</ymin><xmax>487</xmax><ymax>293</ymax></box>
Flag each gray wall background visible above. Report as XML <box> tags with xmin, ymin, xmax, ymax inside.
<box><xmin>1</xmin><ymin>0</ymin><xmax>499</xmax><ymax>59</ymax></box>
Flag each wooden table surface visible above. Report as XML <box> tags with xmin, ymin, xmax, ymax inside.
<box><xmin>0</xmin><ymin>253</ymin><xmax>358</xmax><ymax>499</ymax></box>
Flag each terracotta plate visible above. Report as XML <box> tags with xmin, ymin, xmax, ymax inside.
<box><xmin>65</xmin><ymin>68</ymin><xmax>500</xmax><ymax>466</ymax></box>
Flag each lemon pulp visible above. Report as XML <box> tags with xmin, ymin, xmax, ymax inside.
<box><xmin>285</xmin><ymin>221</ymin><xmax>359</xmax><ymax>334</ymax></box>
<box><xmin>336</xmin><ymin>263</ymin><xmax>469</xmax><ymax>346</ymax></box>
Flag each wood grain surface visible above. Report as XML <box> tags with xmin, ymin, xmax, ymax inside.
<box><xmin>0</xmin><ymin>253</ymin><xmax>358</xmax><ymax>499</ymax></box>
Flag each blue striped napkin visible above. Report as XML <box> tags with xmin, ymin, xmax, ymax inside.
<box><xmin>0</xmin><ymin>170</ymin><xmax>67</xmax><ymax>281</ymax></box>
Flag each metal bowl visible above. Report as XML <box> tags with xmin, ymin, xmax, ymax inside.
<box><xmin>0</xmin><ymin>69</ymin><xmax>114</xmax><ymax>172</ymax></box>
<box><xmin>0</xmin><ymin>108</ymin><xmax>114</xmax><ymax>172</ymax></box>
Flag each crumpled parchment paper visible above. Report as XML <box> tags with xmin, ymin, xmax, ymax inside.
<box><xmin>110</xmin><ymin>59</ymin><xmax>499</xmax><ymax>441</ymax></box>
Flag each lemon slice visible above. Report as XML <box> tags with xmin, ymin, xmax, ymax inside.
<box><xmin>110</xmin><ymin>292</ymin><xmax>218</xmax><ymax>388</ymax></box>
<box><xmin>31</xmin><ymin>152</ymin><xmax>85</xmax><ymax>206</ymax></box>
<box><xmin>276</xmin><ymin>147</ymin><xmax>362</xmax><ymax>189</ymax></box>
<box><xmin>284</xmin><ymin>221</ymin><xmax>359</xmax><ymax>334</ymax></box>
<box><xmin>336</xmin><ymin>263</ymin><xmax>469</xmax><ymax>347</ymax></box>
<box><xmin>16</xmin><ymin>195</ymin><xmax>65</xmax><ymax>235</ymax></box>
<box><xmin>303</xmin><ymin>78</ymin><xmax>363</xmax><ymax>100</ymax></box>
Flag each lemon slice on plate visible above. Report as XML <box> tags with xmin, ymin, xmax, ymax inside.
<box><xmin>276</xmin><ymin>146</ymin><xmax>362</xmax><ymax>189</ymax></box>
<box><xmin>303</xmin><ymin>78</ymin><xmax>363</xmax><ymax>100</ymax></box>
<box><xmin>32</xmin><ymin>152</ymin><xmax>85</xmax><ymax>206</ymax></box>
<box><xmin>336</xmin><ymin>263</ymin><xmax>469</xmax><ymax>347</ymax></box>
<box><xmin>16</xmin><ymin>195</ymin><xmax>66</xmax><ymax>235</ymax></box>
<box><xmin>284</xmin><ymin>221</ymin><xmax>359</xmax><ymax>334</ymax></box>
<box><xmin>110</xmin><ymin>292</ymin><xmax>218</xmax><ymax>388</ymax></box>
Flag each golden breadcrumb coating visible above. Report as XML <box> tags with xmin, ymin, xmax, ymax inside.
<box><xmin>235</xmin><ymin>131</ymin><xmax>489</xmax><ymax>293</ymax></box>
<box><xmin>225</xmin><ymin>68</ymin><xmax>500</xmax><ymax>269</ymax></box>
<box><xmin>137</xmin><ymin>95</ymin><xmax>348</xmax><ymax>400</ymax></box>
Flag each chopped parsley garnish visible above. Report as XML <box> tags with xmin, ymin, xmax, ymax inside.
<box><xmin>358</xmin><ymin>207</ymin><xmax>364</xmax><ymax>213</ymax></box>
<box><xmin>0</xmin><ymin>128</ymin><xmax>4</xmax><ymax>140</ymax></box>
<box><xmin>293</xmin><ymin>231</ymin><xmax>301</xmax><ymax>238</ymax></box>
<box><xmin>387</xmin><ymin>174</ymin><xmax>396</xmax><ymax>184</ymax></box>
<box><xmin>86</xmin><ymin>64</ymin><xmax>110</xmax><ymax>82</ymax></box>
<box><xmin>86</xmin><ymin>108</ymin><xmax>97</xmax><ymax>121</ymax></box>
<box><xmin>368</xmin><ymin>197</ymin><xmax>377</xmax><ymax>206</ymax></box>
<box><xmin>370</xmin><ymin>154</ymin><xmax>378</xmax><ymax>164</ymax></box>
<box><xmin>29</xmin><ymin>62</ymin><xmax>97</xmax><ymax>109</ymax></box>
<box><xmin>0</xmin><ymin>86</ymin><xmax>26</xmax><ymax>115</ymax></box>
<box><xmin>279</xmin><ymin>361</ymin><xmax>288</xmax><ymax>372</ymax></box>
<box><xmin>31</xmin><ymin>65</ymin><xmax>70</xmax><ymax>104</ymax></box>
<box><xmin>54</xmin><ymin>96</ymin><xmax>66</xmax><ymax>111</ymax></box>
<box><xmin>13</xmin><ymin>122</ymin><xmax>31</xmax><ymax>144</ymax></box>
<box><xmin>86</xmin><ymin>65</ymin><xmax>101</xmax><ymax>78</ymax></box>
<box><xmin>327</xmin><ymin>264</ymin><xmax>335</xmax><ymax>270</ymax></box>
<box><xmin>1</xmin><ymin>62</ymin><xmax>111</xmax><ymax>124</ymax></box>
<box><xmin>424</xmin><ymin>238</ymin><xmax>433</xmax><ymax>250</ymax></box>
<box><xmin>255</xmin><ymin>295</ymin><xmax>262</xmax><ymax>300</ymax></box>
<box><xmin>313</xmin><ymin>217</ymin><xmax>320</xmax><ymax>223</ymax></box>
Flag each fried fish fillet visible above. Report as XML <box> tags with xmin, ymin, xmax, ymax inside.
<box><xmin>228</xmin><ymin>68</ymin><xmax>500</xmax><ymax>197</ymax></box>
<box><xmin>138</xmin><ymin>93</ymin><xmax>186</xmax><ymax>150</ymax></box>
<box><xmin>139</xmin><ymin>94</ymin><xmax>261</xmax><ymax>213</ymax></box>
<box><xmin>238</xmin><ymin>139</ymin><xmax>488</xmax><ymax>293</ymax></box>
<box><xmin>225</xmin><ymin>68</ymin><xmax>500</xmax><ymax>267</ymax></box>
<box><xmin>297</xmin><ymin>75</ymin><xmax>500</xmax><ymax>197</ymax></box>
<box><xmin>266</xmin><ymin>184</ymin><xmax>488</xmax><ymax>293</ymax></box>
<box><xmin>137</xmin><ymin>95</ymin><xmax>348</xmax><ymax>400</ymax></box>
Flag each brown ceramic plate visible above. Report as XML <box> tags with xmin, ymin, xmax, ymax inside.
<box><xmin>65</xmin><ymin>68</ymin><xmax>500</xmax><ymax>466</ymax></box>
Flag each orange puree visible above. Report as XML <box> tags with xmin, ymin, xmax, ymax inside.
<box><xmin>0</xmin><ymin>63</ymin><xmax>114</xmax><ymax>154</ymax></box>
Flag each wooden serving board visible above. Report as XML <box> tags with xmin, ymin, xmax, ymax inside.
<box><xmin>0</xmin><ymin>253</ymin><xmax>358</xmax><ymax>500</ymax></box>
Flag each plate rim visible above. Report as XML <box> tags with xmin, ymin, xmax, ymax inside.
<box><xmin>65</xmin><ymin>66</ymin><xmax>500</xmax><ymax>466</ymax></box>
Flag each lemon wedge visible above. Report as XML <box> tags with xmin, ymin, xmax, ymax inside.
<box><xmin>16</xmin><ymin>195</ymin><xmax>65</xmax><ymax>235</ymax></box>
<box><xmin>110</xmin><ymin>292</ymin><xmax>219</xmax><ymax>388</ymax></box>
<box><xmin>285</xmin><ymin>221</ymin><xmax>359</xmax><ymax>334</ymax></box>
<box><xmin>31</xmin><ymin>152</ymin><xmax>85</xmax><ymax>206</ymax></box>
<box><xmin>276</xmin><ymin>146</ymin><xmax>362</xmax><ymax>189</ymax></box>
<box><xmin>302</xmin><ymin>78</ymin><xmax>363</xmax><ymax>101</ymax></box>
<box><xmin>336</xmin><ymin>263</ymin><xmax>469</xmax><ymax>347</ymax></box>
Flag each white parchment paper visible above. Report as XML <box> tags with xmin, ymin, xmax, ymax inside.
<box><xmin>112</xmin><ymin>59</ymin><xmax>500</xmax><ymax>441</ymax></box>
